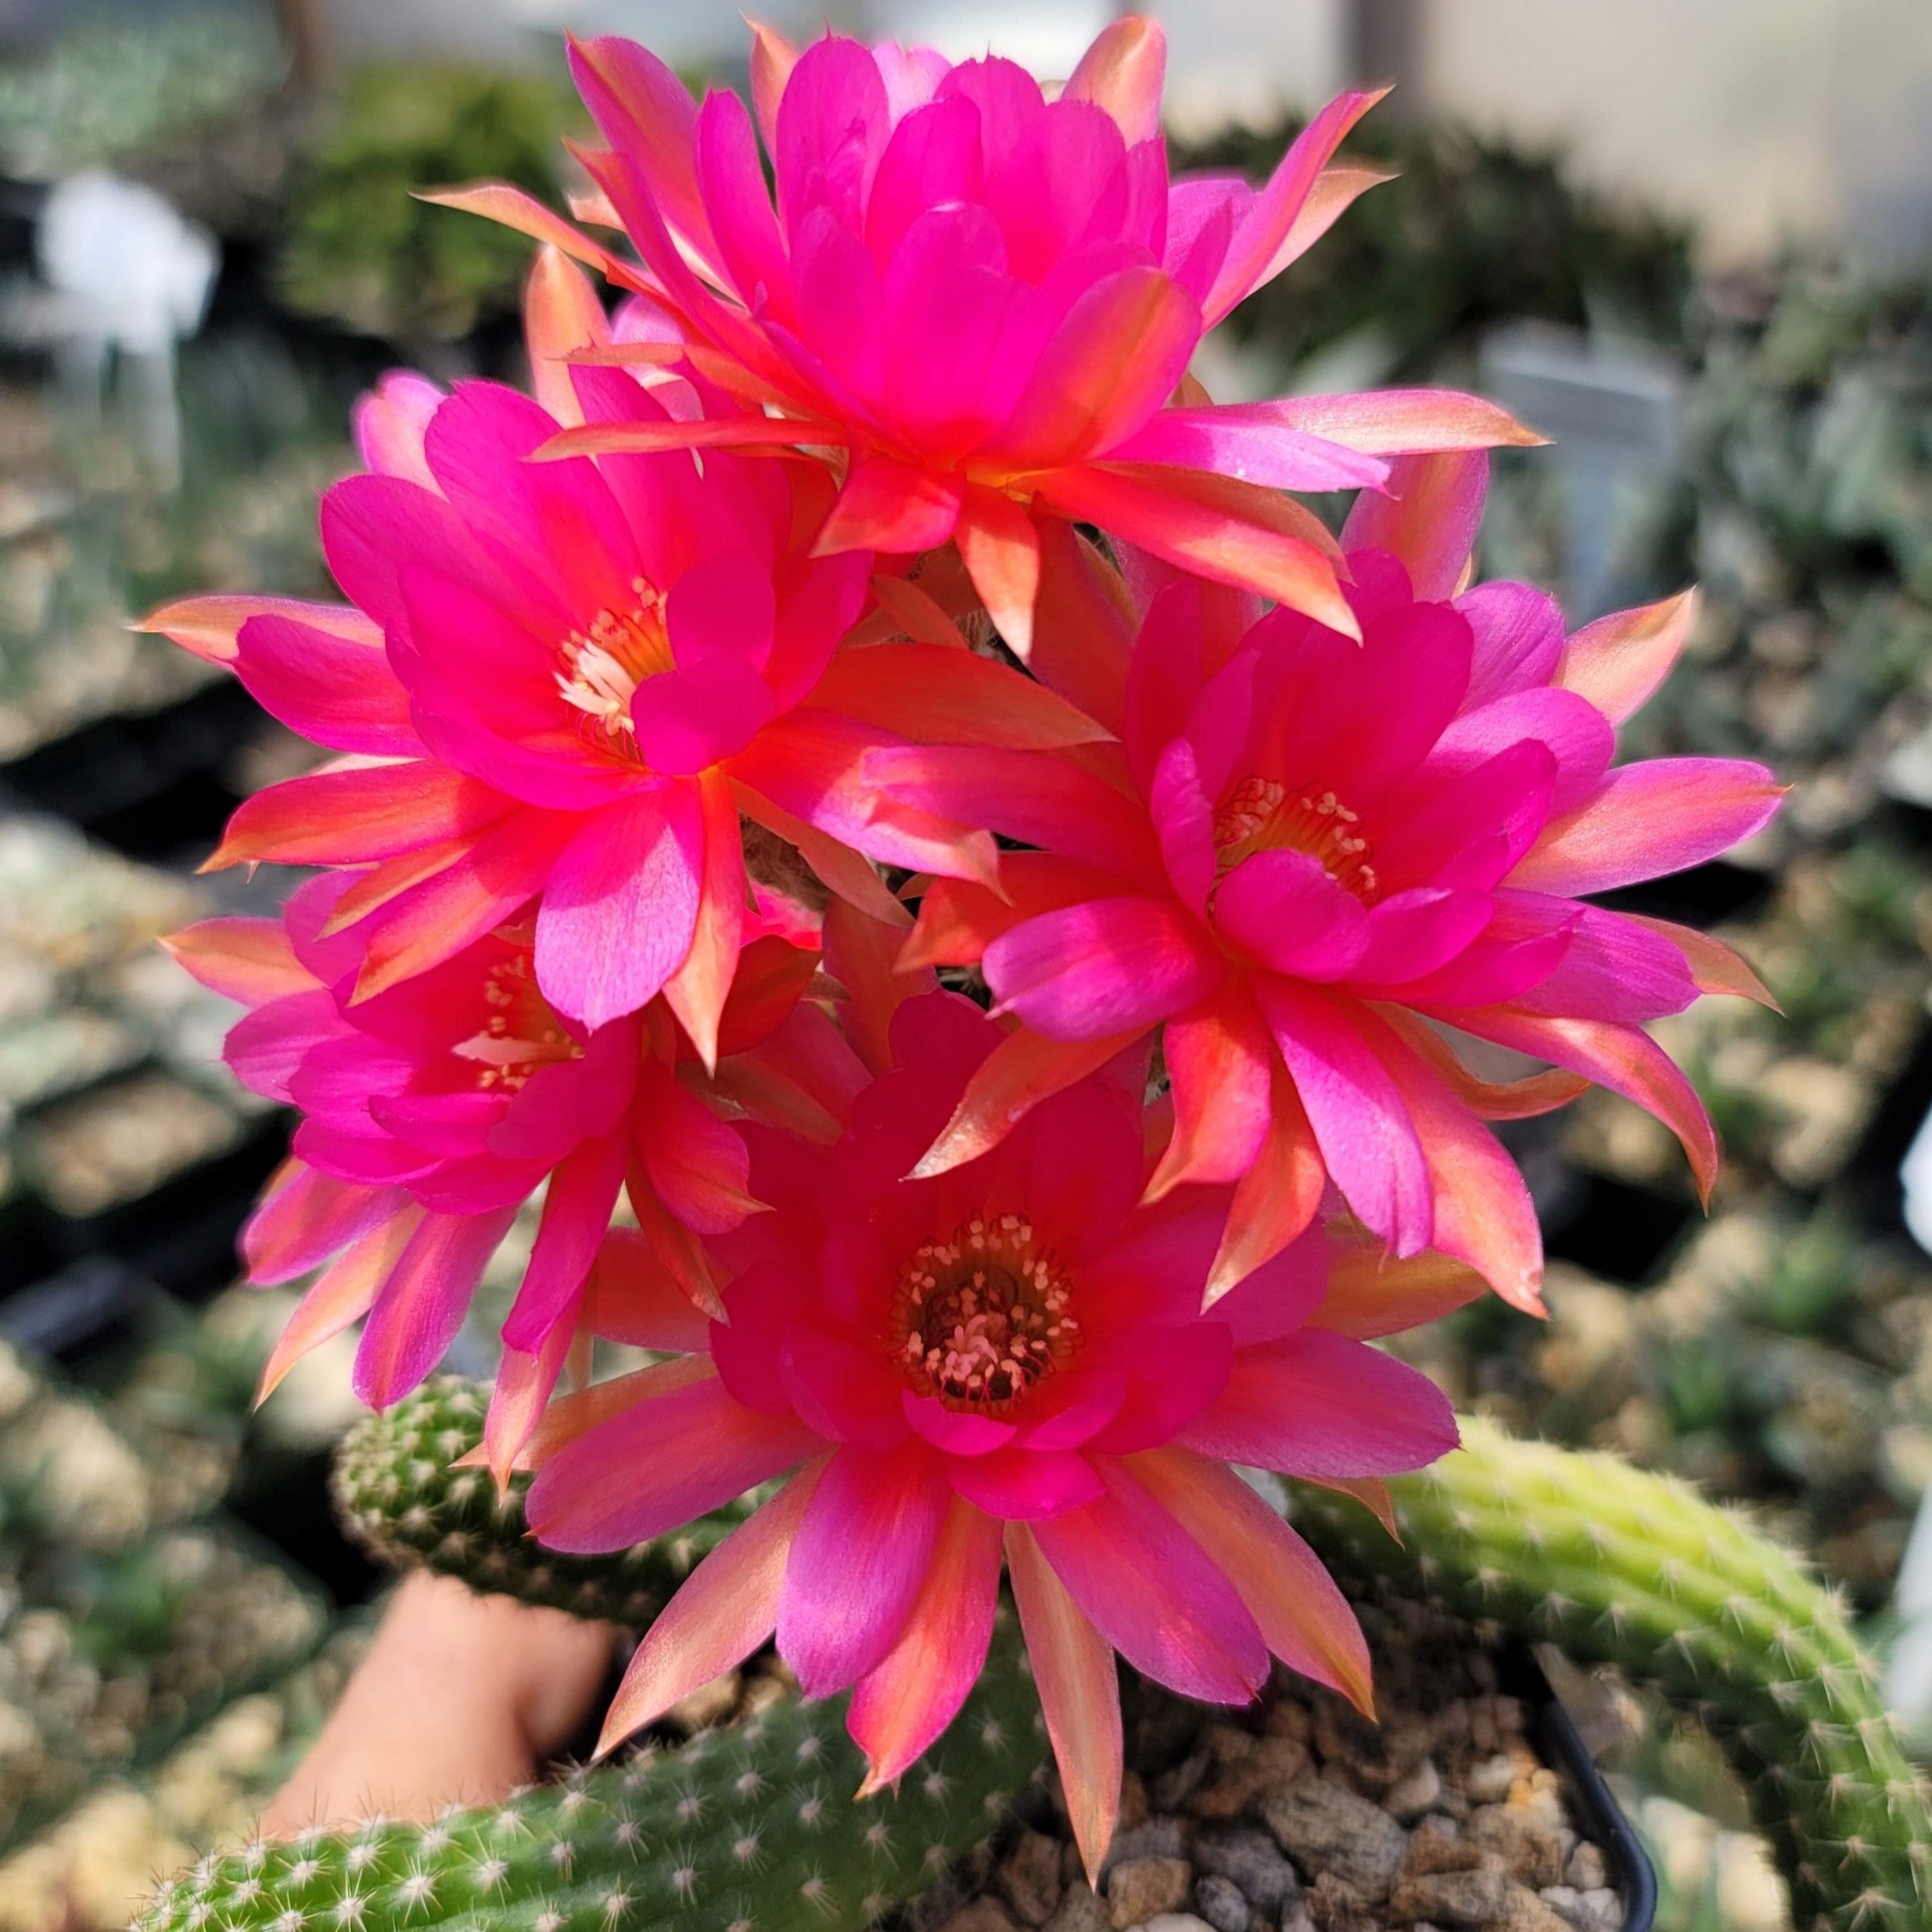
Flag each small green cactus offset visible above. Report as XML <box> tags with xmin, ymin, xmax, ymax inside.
<box><xmin>141</xmin><ymin>1618</ymin><xmax>1045</xmax><ymax>1932</ymax></box>
<box><xmin>1291</xmin><ymin>1414</ymin><xmax>1932</xmax><ymax>1932</ymax></box>
<box><xmin>331</xmin><ymin>1377</ymin><xmax>758</xmax><ymax>1626</ymax></box>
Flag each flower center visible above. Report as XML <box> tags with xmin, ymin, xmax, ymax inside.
<box><xmin>1212</xmin><ymin>774</ymin><xmax>1380</xmax><ymax>900</ymax></box>
<box><xmin>450</xmin><ymin>950</ymin><xmax>584</xmax><ymax>1092</ymax></box>
<box><xmin>555</xmin><ymin>578</ymin><xmax>673</xmax><ymax>742</ymax></box>
<box><xmin>889</xmin><ymin>1212</ymin><xmax>1081</xmax><ymax>1413</ymax></box>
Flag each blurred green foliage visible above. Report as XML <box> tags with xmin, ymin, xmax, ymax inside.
<box><xmin>278</xmin><ymin>62</ymin><xmax>584</xmax><ymax>347</ymax></box>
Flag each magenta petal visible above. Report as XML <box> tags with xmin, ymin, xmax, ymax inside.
<box><xmin>500</xmin><ymin>1131</ymin><xmax>627</xmax><ymax>1354</ymax></box>
<box><xmin>1030</xmin><ymin>1461</ymin><xmax>1269</xmax><ymax>1702</ymax></box>
<box><xmin>354</xmin><ymin>1205</ymin><xmax>519</xmax><ymax>1409</ymax></box>
<box><xmin>1431</xmin><ymin>688</ymin><xmax>1615</xmax><ymax>816</ymax></box>
<box><xmin>984</xmin><ymin>896</ymin><xmax>1221</xmax><ymax>1041</ymax></box>
<box><xmin>1148</xmin><ymin>738</ymin><xmax>1217</xmax><ymax>914</ymax></box>
<box><xmin>866</xmin><ymin>95</ymin><xmax>985</xmax><ymax>264</ymax></box>
<box><xmin>629</xmin><ymin>655</ymin><xmax>775</xmax><ymax>773</ymax></box>
<box><xmin>528</xmin><ymin>1372</ymin><xmax>818</xmax><ymax>1552</ymax></box>
<box><xmin>1086</xmin><ymin>1321</ymin><xmax>1234</xmax><ymax>1453</ymax></box>
<box><xmin>947</xmin><ymin>1445</ymin><xmax>1106</xmax><ymax>1519</ymax></box>
<box><xmin>1340</xmin><ymin>451</ymin><xmax>1487</xmax><ymax>601</ymax></box>
<box><xmin>774</xmin><ymin>36</ymin><xmax>890</xmax><ymax>244</ymax></box>
<box><xmin>1456</xmin><ymin>580</ymin><xmax>1566</xmax><ymax>708</ymax></box>
<box><xmin>695</xmin><ymin>86</ymin><xmax>792</xmax><ymax>316</ymax></box>
<box><xmin>1347</xmin><ymin>888</ymin><xmax>1494</xmax><ymax>987</ymax></box>
<box><xmin>1504</xmin><ymin>897</ymin><xmax>1700</xmax><ymax>1022</ymax></box>
<box><xmin>242</xmin><ymin>1165</ymin><xmax>405</xmax><ymax>1284</ymax></box>
<box><xmin>231</xmin><ymin>613</ymin><xmax>417</xmax><ymax>757</ymax></box>
<box><xmin>779</xmin><ymin>1327</ymin><xmax>907</xmax><ymax>1451</ymax></box>
<box><xmin>1213</xmin><ymin>851</ymin><xmax>1370</xmax><ymax>982</ymax></box>
<box><xmin>1109</xmin><ymin>405</ymin><xmax>1388</xmax><ymax>491</ymax></box>
<box><xmin>903</xmin><ymin>1392</ymin><xmax>1018</xmax><ymax>1456</ymax></box>
<box><xmin>1179</xmin><ymin>1329</ymin><xmax>1459</xmax><ymax>1478</ymax></box>
<box><xmin>534</xmin><ymin>785</ymin><xmax>702</xmax><ymax>1029</ymax></box>
<box><xmin>1021</xmin><ymin>1372</ymin><xmax>1129</xmax><ymax>1453</ymax></box>
<box><xmin>777</xmin><ymin>1445</ymin><xmax>948</xmax><ymax>1695</ymax></box>
<box><xmin>667</xmin><ymin>548</ymin><xmax>777</xmax><ymax>670</ymax></box>
<box><xmin>1259</xmin><ymin>979</ymin><xmax>1433</xmax><ymax>1255</ymax></box>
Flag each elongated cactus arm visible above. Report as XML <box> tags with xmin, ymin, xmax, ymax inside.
<box><xmin>1291</xmin><ymin>1414</ymin><xmax>1932</xmax><ymax>1932</ymax></box>
<box><xmin>330</xmin><ymin>1377</ymin><xmax>759</xmax><ymax>1627</ymax></box>
<box><xmin>140</xmin><ymin>1612</ymin><xmax>1045</xmax><ymax>1932</ymax></box>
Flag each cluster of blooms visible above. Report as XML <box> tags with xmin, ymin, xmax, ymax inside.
<box><xmin>149</xmin><ymin>16</ymin><xmax>1780</xmax><ymax>1873</ymax></box>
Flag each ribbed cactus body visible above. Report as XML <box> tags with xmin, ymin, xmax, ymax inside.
<box><xmin>139</xmin><ymin>1617</ymin><xmax>1044</xmax><ymax>1932</ymax></box>
<box><xmin>331</xmin><ymin>1377</ymin><xmax>757</xmax><ymax>1627</ymax></box>
<box><xmin>1291</xmin><ymin>1414</ymin><xmax>1932</xmax><ymax>1932</ymax></box>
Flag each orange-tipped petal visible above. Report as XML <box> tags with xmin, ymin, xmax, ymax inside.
<box><xmin>1129</xmin><ymin>1448</ymin><xmax>1374</xmax><ymax>1718</ymax></box>
<box><xmin>1036</xmin><ymin>465</ymin><xmax>1357</xmax><ymax>639</ymax></box>
<box><xmin>1257</xmin><ymin>163</ymin><xmax>1395</xmax><ymax>283</ymax></box>
<box><xmin>1147</xmin><ymin>982</ymin><xmax>1276</xmax><ymax>1203</ymax></box>
<box><xmin>823</xmin><ymin>896</ymin><xmax>935</xmax><ymax>1078</ymax></box>
<box><xmin>515</xmin><ymin>1355</ymin><xmax>717</xmax><ymax>1472</ymax></box>
<box><xmin>1303</xmin><ymin>1473</ymin><xmax>1402</xmax><ymax>1540</ymax></box>
<box><xmin>208</xmin><ymin>763</ymin><xmax>509</xmax><ymax>871</ymax></box>
<box><xmin>1063</xmin><ymin>16</ymin><xmax>1166</xmax><ymax>143</ymax></box>
<box><xmin>597</xmin><ymin>1471</ymin><xmax>821</xmax><ymax>1756</ymax></box>
<box><xmin>627</xmin><ymin>1168</ymin><xmax>730</xmax><ymax>1321</ymax></box>
<box><xmin>850</xmin><ymin>1497</ymin><xmax>1004</xmax><ymax>1794</ymax></box>
<box><xmin>662</xmin><ymin>771</ymin><xmax>745</xmax><ymax>1074</ymax></box>
<box><xmin>910</xmin><ymin>1025</ymin><xmax>1144</xmax><ymax>1178</ymax></box>
<box><xmin>1340</xmin><ymin>449</ymin><xmax>1489</xmax><ymax>602</ymax></box>
<box><xmin>417</xmin><ymin>182</ymin><xmax>636</xmax><ymax>284</ymax></box>
<box><xmin>808</xmin><ymin>642</ymin><xmax>1109</xmax><ymax>752</ymax></box>
<box><xmin>870</xmin><ymin>573</ymin><xmax>970</xmax><ymax>648</ymax></box>
<box><xmin>483</xmin><ymin>1319</ymin><xmax>576</xmax><ymax>1492</ymax></box>
<box><xmin>537</xmin><ymin>415</ymin><xmax>843</xmax><ymax>461</ymax></box>
<box><xmin>1380</xmin><ymin>1011</ymin><xmax>1590</xmax><ymax>1122</ymax></box>
<box><xmin>746</xmin><ymin>20</ymin><xmax>799</xmax><ymax>153</ymax></box>
<box><xmin>318</xmin><ymin>837</ymin><xmax>465</xmax><ymax>929</ymax></box>
<box><xmin>1202</xmin><ymin>1072</ymin><xmax>1325</xmax><ymax>1305</ymax></box>
<box><xmin>256</xmin><ymin>1207</ymin><xmax>422</xmax><ymax>1405</ymax></box>
<box><xmin>138</xmin><ymin>594</ymin><xmax>379</xmax><ymax>665</ymax></box>
<box><xmin>1625</xmin><ymin>913</ymin><xmax>1779</xmax><ymax>1008</ymax></box>
<box><xmin>163</xmin><ymin>917</ymin><xmax>318</xmax><ymax>1005</ymax></box>
<box><xmin>813</xmin><ymin>456</ymin><xmax>963</xmax><ymax>556</ymax></box>
<box><xmin>1270</xmin><ymin>388</ymin><xmax>1543</xmax><ymax>454</ymax></box>
<box><xmin>1030</xmin><ymin>521</ymin><xmax>1134</xmax><ymax>735</ymax></box>
<box><xmin>523</xmin><ymin>245</ymin><xmax>611</xmax><ymax>427</ymax></box>
<box><xmin>731</xmin><ymin>777</ymin><xmax>912</xmax><ymax>929</ymax></box>
<box><xmin>1311</xmin><ymin>1243</ymin><xmax>1486</xmax><ymax>1339</ymax></box>
<box><xmin>1557</xmin><ymin>588</ymin><xmax>1699</xmax><ymax>724</ymax></box>
<box><xmin>957</xmin><ymin>489</ymin><xmax>1043</xmax><ymax>659</ymax></box>
<box><xmin>1004</xmin><ymin>1522</ymin><xmax>1121</xmax><ymax>1886</ymax></box>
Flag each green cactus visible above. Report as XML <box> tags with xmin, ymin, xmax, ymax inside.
<box><xmin>1291</xmin><ymin>1413</ymin><xmax>1932</xmax><ymax>1932</ymax></box>
<box><xmin>330</xmin><ymin>1377</ymin><xmax>760</xmax><ymax>1626</ymax></box>
<box><xmin>138</xmin><ymin>1613</ymin><xmax>1046</xmax><ymax>1932</ymax></box>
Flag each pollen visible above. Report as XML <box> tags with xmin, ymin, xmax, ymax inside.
<box><xmin>1212</xmin><ymin>774</ymin><xmax>1380</xmax><ymax>900</ymax></box>
<box><xmin>889</xmin><ymin>1213</ymin><xmax>1081</xmax><ymax>1414</ymax></box>
<box><xmin>449</xmin><ymin>947</ymin><xmax>584</xmax><ymax>1092</ymax></box>
<box><xmin>557</xmin><ymin>578</ymin><xmax>673</xmax><ymax>741</ymax></box>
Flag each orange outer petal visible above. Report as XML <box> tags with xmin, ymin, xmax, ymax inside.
<box><xmin>1310</xmin><ymin>1241</ymin><xmax>1486</xmax><ymax>1339</ymax></box>
<box><xmin>138</xmin><ymin>594</ymin><xmax>379</xmax><ymax>665</ymax></box>
<box><xmin>1624</xmin><ymin>913</ymin><xmax>1778</xmax><ymax>1009</ymax></box>
<box><xmin>662</xmin><ymin>770</ymin><xmax>744</xmax><ymax>1075</ymax></box>
<box><xmin>1203</xmin><ymin>1070</ymin><xmax>1325</xmax><ymax>1306</ymax></box>
<box><xmin>255</xmin><ymin>1206</ymin><xmax>423</xmax><ymax>1405</ymax></box>
<box><xmin>1556</xmin><ymin>588</ymin><xmax>1699</xmax><ymax>725</ymax></box>
<box><xmin>910</xmin><ymin>1025</ymin><xmax>1146</xmax><ymax>1178</ymax></box>
<box><xmin>524</xmin><ymin>246</ymin><xmax>611</xmax><ymax>427</ymax></box>
<box><xmin>483</xmin><ymin>1317</ymin><xmax>577</xmax><ymax>1492</ymax></box>
<box><xmin>1030</xmin><ymin>521</ymin><xmax>1135</xmax><ymax>736</ymax></box>
<box><xmin>595</xmin><ymin>1467</ymin><xmax>824</xmax><ymax>1757</ymax></box>
<box><xmin>1301</xmin><ymin>1473</ymin><xmax>1402</xmax><ymax>1541</ymax></box>
<box><xmin>1004</xmin><ymin>1521</ymin><xmax>1121</xmax><ymax>1887</ymax></box>
<box><xmin>416</xmin><ymin>182</ymin><xmax>639</xmax><ymax>285</ymax></box>
<box><xmin>537</xmin><ymin>416</ymin><xmax>845</xmax><ymax>461</ymax></box>
<box><xmin>1379</xmin><ymin>1009</ymin><xmax>1590</xmax><ymax>1122</ymax></box>
<box><xmin>479</xmin><ymin>1355</ymin><xmax>717</xmax><ymax>1474</ymax></box>
<box><xmin>1129</xmin><ymin>1448</ymin><xmax>1374</xmax><ymax>1718</ymax></box>
<box><xmin>823</xmin><ymin>896</ymin><xmax>935</xmax><ymax>1078</ymax></box>
<box><xmin>731</xmin><ymin>777</ymin><xmax>912</xmax><ymax>930</ymax></box>
<box><xmin>163</xmin><ymin>917</ymin><xmax>319</xmax><ymax>1005</ymax></box>
<box><xmin>957</xmin><ymin>487</ymin><xmax>1043</xmax><ymax>659</ymax></box>
<box><xmin>746</xmin><ymin>20</ymin><xmax>799</xmax><ymax>152</ymax></box>
<box><xmin>1062</xmin><ymin>16</ymin><xmax>1166</xmax><ymax>143</ymax></box>
<box><xmin>807</xmin><ymin>642</ymin><xmax>1109</xmax><ymax>752</ymax></box>
<box><xmin>1258</xmin><ymin>164</ymin><xmax>1395</xmax><ymax>283</ymax></box>
<box><xmin>850</xmin><ymin>1497</ymin><xmax>1004</xmax><ymax>1794</ymax></box>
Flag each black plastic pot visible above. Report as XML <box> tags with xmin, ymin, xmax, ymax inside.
<box><xmin>1507</xmin><ymin>1645</ymin><xmax>1658</xmax><ymax>1932</ymax></box>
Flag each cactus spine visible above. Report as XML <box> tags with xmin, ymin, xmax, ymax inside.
<box><xmin>331</xmin><ymin>1377</ymin><xmax>758</xmax><ymax>1626</ymax></box>
<box><xmin>139</xmin><ymin>1614</ymin><xmax>1045</xmax><ymax>1932</ymax></box>
<box><xmin>1291</xmin><ymin>1413</ymin><xmax>1932</xmax><ymax>1932</ymax></box>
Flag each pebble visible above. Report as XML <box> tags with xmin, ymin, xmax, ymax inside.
<box><xmin>1389</xmin><ymin>1869</ymin><xmax>1520</xmax><ymax>1927</ymax></box>
<box><xmin>1382</xmin><ymin>1756</ymin><xmax>1442</xmax><ymax>1822</ymax></box>
<box><xmin>1043</xmin><ymin>1882</ymin><xmax>1109</xmax><ymax>1932</ymax></box>
<box><xmin>1138</xmin><ymin>1916</ymin><xmax>1217</xmax><ymax>1932</ymax></box>
<box><xmin>1187</xmin><ymin>1733</ymin><xmax>1312</xmax><ymax>1821</ymax></box>
<box><xmin>1190</xmin><ymin>1874</ymin><xmax>1250</xmax><ymax>1932</ymax></box>
<box><xmin>1000</xmin><ymin>1828</ymin><xmax>1065</xmax><ymax>1927</ymax></box>
<box><xmin>939</xmin><ymin>1901</ymin><xmax>1019</xmax><ymax>1932</ymax></box>
<box><xmin>1259</xmin><ymin>1776</ymin><xmax>1407</xmax><ymax>1901</ymax></box>
<box><xmin>1150</xmin><ymin>1747</ymin><xmax>1212</xmax><ymax>1812</ymax></box>
<box><xmin>1464</xmin><ymin>1755</ymin><xmax>1519</xmax><ymax>1805</ymax></box>
<box><xmin>1106</xmin><ymin>1856</ymin><xmax>1193</xmax><ymax>1930</ymax></box>
<box><xmin>1103</xmin><ymin>1816</ymin><xmax>1188</xmax><ymax>1876</ymax></box>
<box><xmin>1564</xmin><ymin>1843</ymin><xmax>1607</xmax><ymax>1892</ymax></box>
<box><xmin>1191</xmin><ymin>1824</ymin><xmax>1303</xmax><ymax>1916</ymax></box>
<box><xmin>1539</xmin><ymin>1886</ymin><xmax>1621</xmax><ymax>1932</ymax></box>
<box><xmin>1119</xmin><ymin>1772</ymin><xmax>1153</xmax><ymax>1831</ymax></box>
<box><xmin>1467</xmin><ymin>1801</ymin><xmax>1567</xmax><ymax>1888</ymax></box>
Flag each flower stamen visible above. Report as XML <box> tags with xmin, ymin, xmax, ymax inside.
<box><xmin>451</xmin><ymin>951</ymin><xmax>583</xmax><ymax>1092</ymax></box>
<box><xmin>556</xmin><ymin>578</ymin><xmax>673</xmax><ymax>741</ymax></box>
<box><xmin>1212</xmin><ymin>774</ymin><xmax>1379</xmax><ymax>900</ymax></box>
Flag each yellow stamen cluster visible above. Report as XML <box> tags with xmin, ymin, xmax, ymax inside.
<box><xmin>889</xmin><ymin>1212</ymin><xmax>1080</xmax><ymax>1413</ymax></box>
<box><xmin>1212</xmin><ymin>773</ymin><xmax>1380</xmax><ymax>900</ymax></box>
<box><xmin>450</xmin><ymin>952</ymin><xmax>583</xmax><ymax>1092</ymax></box>
<box><xmin>555</xmin><ymin>577</ymin><xmax>673</xmax><ymax>741</ymax></box>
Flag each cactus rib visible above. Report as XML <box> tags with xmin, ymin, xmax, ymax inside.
<box><xmin>331</xmin><ymin>1377</ymin><xmax>759</xmax><ymax>1627</ymax></box>
<box><xmin>139</xmin><ymin>1612</ymin><xmax>1046</xmax><ymax>1932</ymax></box>
<box><xmin>1291</xmin><ymin>1413</ymin><xmax>1932</xmax><ymax>1932</ymax></box>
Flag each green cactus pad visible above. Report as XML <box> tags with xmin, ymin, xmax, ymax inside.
<box><xmin>138</xmin><ymin>1616</ymin><xmax>1045</xmax><ymax>1932</ymax></box>
<box><xmin>1291</xmin><ymin>1413</ymin><xmax>1932</xmax><ymax>1932</ymax></box>
<box><xmin>331</xmin><ymin>1377</ymin><xmax>759</xmax><ymax>1628</ymax></box>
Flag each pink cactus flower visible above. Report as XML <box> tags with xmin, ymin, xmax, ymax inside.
<box><xmin>164</xmin><ymin>871</ymin><xmax>849</xmax><ymax>1468</ymax></box>
<box><xmin>144</xmin><ymin>250</ymin><xmax>1101</xmax><ymax>1051</ymax></box>
<box><xmin>515</xmin><ymin>987</ymin><xmax>1460</xmax><ymax>1874</ymax></box>
<box><xmin>888</xmin><ymin>454</ymin><xmax>1784</xmax><ymax>1309</ymax></box>
<box><xmin>447</xmin><ymin>20</ymin><xmax>1536</xmax><ymax>654</ymax></box>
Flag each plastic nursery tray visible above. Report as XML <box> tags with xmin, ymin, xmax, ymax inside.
<box><xmin>1505</xmin><ymin>1645</ymin><xmax>1657</xmax><ymax>1932</ymax></box>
